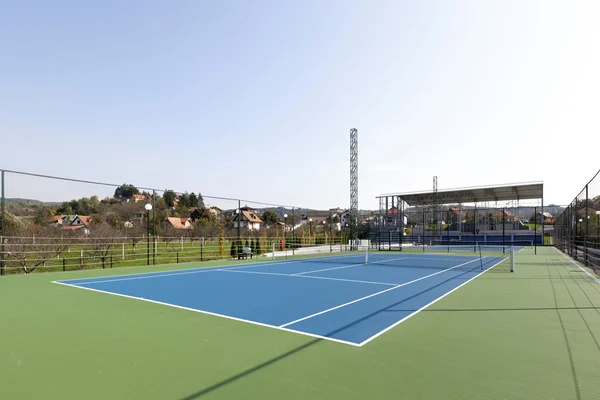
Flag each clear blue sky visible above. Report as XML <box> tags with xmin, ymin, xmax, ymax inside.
<box><xmin>1</xmin><ymin>1</ymin><xmax>598</xmax><ymax>210</ymax></box>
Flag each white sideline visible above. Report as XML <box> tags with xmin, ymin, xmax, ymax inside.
<box><xmin>278</xmin><ymin>257</ymin><xmax>483</xmax><ymax>328</ymax></box>
<box><xmin>358</xmin><ymin>256</ymin><xmax>507</xmax><ymax>346</ymax></box>
<box><xmin>51</xmin><ymin>281</ymin><xmax>361</xmax><ymax>347</ymax></box>
<box><xmin>217</xmin><ymin>268</ymin><xmax>396</xmax><ymax>286</ymax></box>
<box><xmin>58</xmin><ymin>256</ymin><xmax>347</xmax><ymax>285</ymax></box>
<box><xmin>554</xmin><ymin>247</ymin><xmax>600</xmax><ymax>284</ymax></box>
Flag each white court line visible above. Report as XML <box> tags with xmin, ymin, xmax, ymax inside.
<box><xmin>293</xmin><ymin>262</ymin><xmax>367</xmax><ymax>276</ymax></box>
<box><xmin>278</xmin><ymin>257</ymin><xmax>483</xmax><ymax>328</ymax></box>
<box><xmin>367</xmin><ymin>256</ymin><xmax>408</xmax><ymax>265</ymax></box>
<box><xmin>554</xmin><ymin>247</ymin><xmax>600</xmax><ymax>284</ymax></box>
<box><xmin>51</xmin><ymin>281</ymin><xmax>361</xmax><ymax>347</ymax></box>
<box><xmin>216</xmin><ymin>268</ymin><xmax>396</xmax><ymax>286</ymax></box>
<box><xmin>60</xmin><ymin>252</ymin><xmax>373</xmax><ymax>286</ymax></box>
<box><xmin>293</xmin><ymin>256</ymin><xmax>408</xmax><ymax>276</ymax></box>
<box><xmin>70</xmin><ymin>268</ymin><xmax>223</xmax><ymax>285</ymax></box>
<box><xmin>358</xmin><ymin>256</ymin><xmax>507</xmax><ymax>346</ymax></box>
<box><xmin>58</xmin><ymin>256</ymin><xmax>350</xmax><ymax>286</ymax></box>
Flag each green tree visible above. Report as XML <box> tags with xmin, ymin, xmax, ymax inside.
<box><xmin>114</xmin><ymin>184</ymin><xmax>139</xmax><ymax>200</ymax></box>
<box><xmin>190</xmin><ymin>208</ymin><xmax>202</xmax><ymax>222</ymax></box>
<box><xmin>261</xmin><ymin>229</ymin><xmax>268</xmax><ymax>254</ymax></box>
<box><xmin>261</xmin><ymin>210</ymin><xmax>279</xmax><ymax>226</ymax></box>
<box><xmin>219</xmin><ymin>230</ymin><xmax>226</xmax><ymax>258</ymax></box>
<box><xmin>1</xmin><ymin>211</ymin><xmax>23</xmax><ymax>234</ymax></box>
<box><xmin>178</xmin><ymin>193</ymin><xmax>190</xmax><ymax>208</ymax></box>
<box><xmin>34</xmin><ymin>207</ymin><xmax>54</xmax><ymax>226</ymax></box>
<box><xmin>163</xmin><ymin>190</ymin><xmax>177</xmax><ymax>208</ymax></box>
<box><xmin>196</xmin><ymin>193</ymin><xmax>205</xmax><ymax>209</ymax></box>
<box><xmin>230</xmin><ymin>241</ymin><xmax>236</xmax><ymax>258</ymax></box>
<box><xmin>189</xmin><ymin>193</ymin><xmax>199</xmax><ymax>208</ymax></box>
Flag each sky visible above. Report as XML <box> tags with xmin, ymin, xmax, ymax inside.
<box><xmin>1</xmin><ymin>0</ymin><xmax>599</xmax><ymax>210</ymax></box>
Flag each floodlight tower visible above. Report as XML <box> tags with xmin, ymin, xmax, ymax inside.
<box><xmin>350</xmin><ymin>128</ymin><xmax>358</xmax><ymax>246</ymax></box>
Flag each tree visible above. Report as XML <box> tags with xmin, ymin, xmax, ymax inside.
<box><xmin>219</xmin><ymin>230</ymin><xmax>226</xmax><ymax>258</ymax></box>
<box><xmin>178</xmin><ymin>193</ymin><xmax>190</xmax><ymax>208</ymax></box>
<box><xmin>34</xmin><ymin>207</ymin><xmax>54</xmax><ymax>226</ymax></box>
<box><xmin>261</xmin><ymin>210</ymin><xmax>279</xmax><ymax>226</ymax></box>
<box><xmin>174</xmin><ymin>204</ymin><xmax>190</xmax><ymax>218</ymax></box>
<box><xmin>163</xmin><ymin>190</ymin><xmax>177</xmax><ymax>208</ymax></box>
<box><xmin>1</xmin><ymin>211</ymin><xmax>23</xmax><ymax>235</ymax></box>
<box><xmin>261</xmin><ymin>229</ymin><xmax>268</xmax><ymax>254</ymax></box>
<box><xmin>190</xmin><ymin>208</ymin><xmax>202</xmax><ymax>222</ymax></box>
<box><xmin>188</xmin><ymin>193</ymin><xmax>199</xmax><ymax>208</ymax></box>
<box><xmin>89</xmin><ymin>225</ymin><xmax>120</xmax><ymax>269</ymax></box>
<box><xmin>5</xmin><ymin>228</ymin><xmax>68</xmax><ymax>274</ymax></box>
<box><xmin>230</xmin><ymin>241</ymin><xmax>236</xmax><ymax>258</ymax></box>
<box><xmin>114</xmin><ymin>184</ymin><xmax>139</xmax><ymax>200</ymax></box>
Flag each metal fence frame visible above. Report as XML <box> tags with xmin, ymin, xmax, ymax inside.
<box><xmin>554</xmin><ymin>169</ymin><xmax>600</xmax><ymax>275</ymax></box>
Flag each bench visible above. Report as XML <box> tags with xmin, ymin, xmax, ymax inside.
<box><xmin>238</xmin><ymin>247</ymin><xmax>253</xmax><ymax>260</ymax></box>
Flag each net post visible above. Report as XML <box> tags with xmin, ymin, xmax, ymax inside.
<box><xmin>479</xmin><ymin>244</ymin><xmax>483</xmax><ymax>270</ymax></box>
<box><xmin>510</xmin><ymin>245</ymin><xmax>515</xmax><ymax>272</ymax></box>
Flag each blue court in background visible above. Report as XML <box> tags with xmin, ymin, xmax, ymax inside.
<box><xmin>56</xmin><ymin>252</ymin><xmax>508</xmax><ymax>346</ymax></box>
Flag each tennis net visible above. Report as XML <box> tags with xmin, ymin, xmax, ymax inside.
<box><xmin>271</xmin><ymin>243</ymin><xmax>515</xmax><ymax>272</ymax></box>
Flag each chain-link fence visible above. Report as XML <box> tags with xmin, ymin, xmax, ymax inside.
<box><xmin>374</xmin><ymin>204</ymin><xmax>546</xmax><ymax>249</ymax></box>
<box><xmin>0</xmin><ymin>169</ymin><xmax>345</xmax><ymax>275</ymax></box>
<box><xmin>555</xmin><ymin>169</ymin><xmax>600</xmax><ymax>274</ymax></box>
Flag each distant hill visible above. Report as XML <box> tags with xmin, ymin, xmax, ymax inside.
<box><xmin>5</xmin><ymin>198</ymin><xmax>62</xmax><ymax>206</ymax></box>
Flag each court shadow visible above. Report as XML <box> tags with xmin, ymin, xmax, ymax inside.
<box><xmin>178</xmin><ymin>265</ymin><xmax>489</xmax><ymax>399</ymax></box>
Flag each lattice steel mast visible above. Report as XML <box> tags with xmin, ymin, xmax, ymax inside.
<box><xmin>350</xmin><ymin>128</ymin><xmax>358</xmax><ymax>245</ymax></box>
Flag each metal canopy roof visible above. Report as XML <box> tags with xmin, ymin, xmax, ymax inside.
<box><xmin>377</xmin><ymin>182</ymin><xmax>543</xmax><ymax>206</ymax></box>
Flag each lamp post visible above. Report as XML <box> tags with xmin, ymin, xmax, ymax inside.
<box><xmin>283</xmin><ymin>213</ymin><xmax>288</xmax><ymax>247</ymax></box>
<box><xmin>145</xmin><ymin>203</ymin><xmax>152</xmax><ymax>266</ymax></box>
<box><xmin>283</xmin><ymin>213</ymin><xmax>288</xmax><ymax>257</ymax></box>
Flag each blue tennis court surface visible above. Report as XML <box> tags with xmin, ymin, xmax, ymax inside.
<box><xmin>55</xmin><ymin>252</ymin><xmax>508</xmax><ymax>346</ymax></box>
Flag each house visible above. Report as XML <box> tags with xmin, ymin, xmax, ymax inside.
<box><xmin>52</xmin><ymin>215</ymin><xmax>92</xmax><ymax>233</ymax></box>
<box><xmin>166</xmin><ymin>217</ymin><xmax>193</xmax><ymax>229</ymax></box>
<box><xmin>447</xmin><ymin>207</ymin><xmax>466</xmax><ymax>224</ymax></box>
<box><xmin>340</xmin><ymin>209</ymin><xmax>352</xmax><ymax>226</ymax></box>
<box><xmin>535</xmin><ymin>212</ymin><xmax>555</xmax><ymax>224</ymax></box>
<box><xmin>233</xmin><ymin>207</ymin><xmax>263</xmax><ymax>231</ymax></box>
<box><xmin>488</xmin><ymin>210</ymin><xmax>514</xmax><ymax>221</ymax></box>
<box><xmin>303</xmin><ymin>215</ymin><xmax>328</xmax><ymax>225</ymax></box>
<box><xmin>329</xmin><ymin>207</ymin><xmax>344</xmax><ymax>215</ymax></box>
<box><xmin>382</xmin><ymin>206</ymin><xmax>408</xmax><ymax>226</ymax></box>
<box><xmin>207</xmin><ymin>206</ymin><xmax>222</xmax><ymax>218</ymax></box>
<box><xmin>131</xmin><ymin>194</ymin><xmax>152</xmax><ymax>203</ymax></box>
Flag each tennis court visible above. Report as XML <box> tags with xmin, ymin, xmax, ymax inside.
<box><xmin>53</xmin><ymin>248</ymin><xmax>509</xmax><ymax>346</ymax></box>
<box><xmin>2</xmin><ymin>246</ymin><xmax>600</xmax><ymax>400</ymax></box>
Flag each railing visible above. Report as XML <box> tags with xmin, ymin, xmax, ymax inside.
<box><xmin>554</xmin><ymin>169</ymin><xmax>600</xmax><ymax>275</ymax></box>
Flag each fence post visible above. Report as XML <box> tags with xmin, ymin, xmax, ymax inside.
<box><xmin>153</xmin><ymin>239</ymin><xmax>157</xmax><ymax>265</ymax></box>
<box><xmin>62</xmin><ymin>257</ymin><xmax>65</xmax><ymax>272</ymax></box>
<box><xmin>122</xmin><ymin>243</ymin><xmax>125</xmax><ymax>260</ymax></box>
<box><xmin>534</xmin><ymin>206</ymin><xmax>537</xmax><ymax>255</ymax></box>
<box><xmin>177</xmin><ymin>252</ymin><xmax>179</xmax><ymax>263</ymax></box>
<box><xmin>1</xmin><ymin>169</ymin><xmax>5</xmax><ymax>276</ymax></box>
<box><xmin>200</xmin><ymin>242</ymin><xmax>203</xmax><ymax>262</ymax></box>
<box><xmin>110</xmin><ymin>255</ymin><xmax>113</xmax><ymax>268</ymax></box>
<box><xmin>585</xmin><ymin>185</ymin><xmax>589</xmax><ymax>266</ymax></box>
